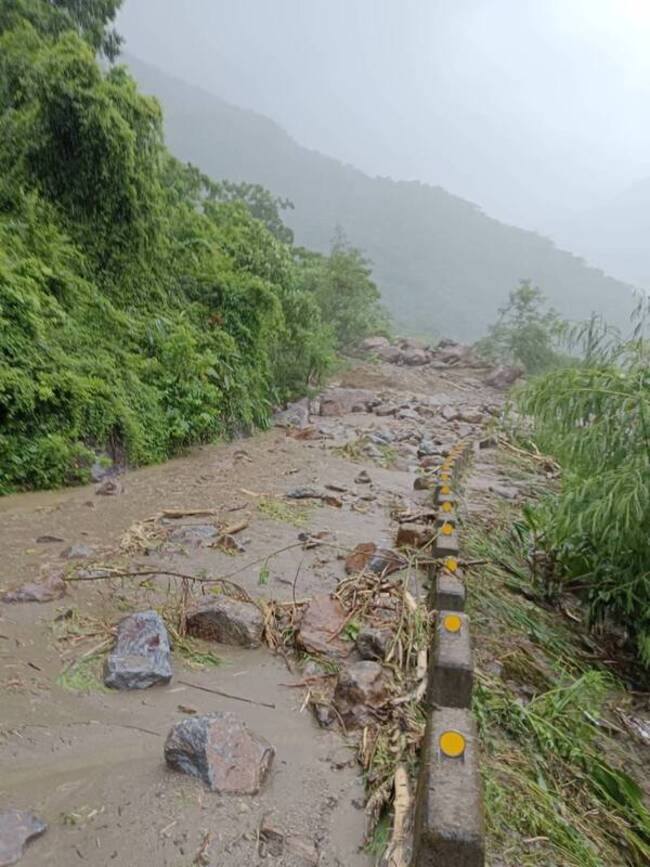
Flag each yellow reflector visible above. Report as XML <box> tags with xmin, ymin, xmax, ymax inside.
<box><xmin>439</xmin><ymin>730</ymin><xmax>466</xmax><ymax>758</ymax></box>
<box><xmin>440</xmin><ymin>472</ymin><xmax>450</xmax><ymax>481</ymax></box>
<box><xmin>445</xmin><ymin>557</ymin><xmax>458</xmax><ymax>572</ymax></box>
<box><xmin>441</xmin><ymin>522</ymin><xmax>453</xmax><ymax>536</ymax></box>
<box><xmin>440</xmin><ymin>485</ymin><xmax>451</xmax><ymax>495</ymax></box>
<box><xmin>441</xmin><ymin>501</ymin><xmax>453</xmax><ymax>512</ymax></box>
<box><xmin>443</xmin><ymin>613</ymin><xmax>462</xmax><ymax>633</ymax></box>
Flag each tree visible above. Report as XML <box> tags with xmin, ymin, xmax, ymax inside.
<box><xmin>476</xmin><ymin>281</ymin><xmax>564</xmax><ymax>373</ymax></box>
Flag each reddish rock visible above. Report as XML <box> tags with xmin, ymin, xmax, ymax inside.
<box><xmin>164</xmin><ymin>712</ymin><xmax>274</xmax><ymax>794</ymax></box>
<box><xmin>319</xmin><ymin>388</ymin><xmax>376</xmax><ymax>416</ymax></box>
<box><xmin>484</xmin><ymin>365</ymin><xmax>524</xmax><ymax>388</ymax></box>
<box><xmin>396</xmin><ymin>522</ymin><xmax>434</xmax><ymax>549</ymax></box>
<box><xmin>297</xmin><ymin>594</ymin><xmax>352</xmax><ymax>659</ymax></box>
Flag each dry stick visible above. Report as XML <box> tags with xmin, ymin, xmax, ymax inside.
<box><xmin>177</xmin><ymin>679</ymin><xmax>276</xmax><ymax>710</ymax></box>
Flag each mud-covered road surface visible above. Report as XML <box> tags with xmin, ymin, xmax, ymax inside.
<box><xmin>0</xmin><ymin>358</ymin><xmax>506</xmax><ymax>866</ymax></box>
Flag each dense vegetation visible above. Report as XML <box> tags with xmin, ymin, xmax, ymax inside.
<box><xmin>125</xmin><ymin>54</ymin><xmax>634</xmax><ymax>340</ymax></box>
<box><xmin>0</xmin><ymin>0</ymin><xmax>387</xmax><ymax>494</ymax></box>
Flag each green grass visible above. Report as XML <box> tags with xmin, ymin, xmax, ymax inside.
<box><xmin>57</xmin><ymin>656</ymin><xmax>107</xmax><ymax>693</ymax></box>
<box><xmin>174</xmin><ymin>635</ymin><xmax>222</xmax><ymax>670</ymax></box>
<box><xmin>257</xmin><ymin>497</ymin><xmax>312</xmax><ymax>527</ymax></box>
<box><xmin>464</xmin><ymin>453</ymin><xmax>650</xmax><ymax>866</ymax></box>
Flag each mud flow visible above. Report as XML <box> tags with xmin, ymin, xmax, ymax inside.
<box><xmin>0</xmin><ymin>357</ymin><xmax>505</xmax><ymax>866</ymax></box>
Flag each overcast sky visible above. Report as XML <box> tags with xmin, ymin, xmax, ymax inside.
<box><xmin>116</xmin><ymin>0</ymin><xmax>650</xmax><ymax>230</ymax></box>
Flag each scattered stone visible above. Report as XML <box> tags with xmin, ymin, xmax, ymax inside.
<box><xmin>1</xmin><ymin>571</ymin><xmax>66</xmax><ymax>604</ymax></box>
<box><xmin>439</xmin><ymin>405</ymin><xmax>459</xmax><ymax>422</ymax></box>
<box><xmin>259</xmin><ymin>818</ymin><xmax>320</xmax><ymax>865</ymax></box>
<box><xmin>367</xmin><ymin>547</ymin><xmax>405</xmax><ymax>576</ymax></box>
<box><xmin>313</xmin><ymin>703</ymin><xmax>336</xmax><ymax>728</ymax></box>
<box><xmin>374</xmin><ymin>402</ymin><xmax>398</xmax><ymax>417</ymax></box>
<box><xmin>457</xmin><ymin>410</ymin><xmax>484</xmax><ymax>425</ymax></box>
<box><xmin>95</xmin><ymin>478</ymin><xmax>122</xmax><ymax>496</ymax></box>
<box><xmin>287</xmin><ymin>486</ymin><xmax>323</xmax><ymax>500</ymax></box>
<box><xmin>334</xmin><ymin>661</ymin><xmax>390</xmax><ymax>728</ymax></box>
<box><xmin>345</xmin><ymin>543</ymin><xmax>377</xmax><ymax>574</ymax></box>
<box><xmin>168</xmin><ymin>524</ymin><xmax>219</xmax><ymax>545</ymax></box>
<box><xmin>356</xmin><ymin>627</ymin><xmax>392</xmax><ymax>661</ymax></box>
<box><xmin>273</xmin><ymin>397</ymin><xmax>311</xmax><ymax>429</ymax></box>
<box><xmin>104</xmin><ymin>610</ymin><xmax>172</xmax><ymax>690</ymax></box>
<box><xmin>186</xmin><ymin>597</ymin><xmax>264</xmax><ymax>648</ymax></box>
<box><xmin>354</xmin><ymin>469</ymin><xmax>372</xmax><ymax>484</ymax></box>
<box><xmin>400</xmin><ymin>348</ymin><xmax>430</xmax><ymax>366</ymax></box>
<box><xmin>164</xmin><ymin>712</ymin><xmax>274</xmax><ymax>794</ymax></box>
<box><xmin>35</xmin><ymin>535</ymin><xmax>64</xmax><ymax>544</ymax></box>
<box><xmin>60</xmin><ymin>543</ymin><xmax>94</xmax><ymax>560</ymax></box>
<box><xmin>319</xmin><ymin>388</ymin><xmax>376</xmax><ymax>416</ymax></box>
<box><xmin>479</xmin><ymin>436</ymin><xmax>498</xmax><ymax>450</ymax></box>
<box><xmin>297</xmin><ymin>594</ymin><xmax>352</xmax><ymax>659</ymax></box>
<box><xmin>484</xmin><ymin>365</ymin><xmax>524</xmax><ymax>388</ymax></box>
<box><xmin>359</xmin><ymin>335</ymin><xmax>391</xmax><ymax>352</ymax></box>
<box><xmin>0</xmin><ymin>809</ymin><xmax>46</xmax><ymax>867</ymax></box>
<box><xmin>397</xmin><ymin>408</ymin><xmax>420</xmax><ymax>421</ymax></box>
<box><xmin>396</xmin><ymin>522</ymin><xmax>433</xmax><ymax>549</ymax></box>
<box><xmin>417</xmin><ymin>440</ymin><xmax>439</xmax><ymax>457</ymax></box>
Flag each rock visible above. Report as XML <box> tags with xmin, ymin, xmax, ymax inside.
<box><xmin>286</xmin><ymin>486</ymin><xmax>324</xmax><ymax>500</ymax></box>
<box><xmin>186</xmin><ymin>597</ymin><xmax>264</xmax><ymax>648</ymax></box>
<box><xmin>35</xmin><ymin>535</ymin><xmax>64</xmax><ymax>544</ymax></box>
<box><xmin>374</xmin><ymin>344</ymin><xmax>404</xmax><ymax>363</ymax></box>
<box><xmin>273</xmin><ymin>397</ymin><xmax>310</xmax><ymax>429</ymax></box>
<box><xmin>334</xmin><ymin>661</ymin><xmax>390</xmax><ymax>728</ymax></box>
<box><xmin>296</xmin><ymin>594</ymin><xmax>352</xmax><ymax>658</ymax></box>
<box><xmin>396</xmin><ymin>408</ymin><xmax>420</xmax><ymax>421</ymax></box>
<box><xmin>168</xmin><ymin>524</ymin><xmax>219</xmax><ymax>545</ymax></box>
<box><xmin>457</xmin><ymin>409</ymin><xmax>485</xmax><ymax>425</ymax></box>
<box><xmin>360</xmin><ymin>336</ymin><xmax>391</xmax><ymax>352</ymax></box>
<box><xmin>164</xmin><ymin>712</ymin><xmax>274</xmax><ymax>794</ymax></box>
<box><xmin>95</xmin><ymin>478</ymin><xmax>122</xmax><ymax>496</ymax></box>
<box><xmin>297</xmin><ymin>594</ymin><xmax>352</xmax><ymax>659</ymax></box>
<box><xmin>398</xmin><ymin>337</ymin><xmax>428</xmax><ymax>351</ymax></box>
<box><xmin>400</xmin><ymin>348</ymin><xmax>431</xmax><ymax>366</ymax></box>
<box><xmin>435</xmin><ymin>341</ymin><xmax>474</xmax><ymax>365</ymax></box>
<box><xmin>396</xmin><ymin>522</ymin><xmax>433</xmax><ymax>549</ymax></box>
<box><xmin>1</xmin><ymin>571</ymin><xmax>66</xmax><ymax>604</ymax></box>
<box><xmin>259</xmin><ymin>819</ymin><xmax>320</xmax><ymax>865</ymax></box>
<box><xmin>319</xmin><ymin>388</ymin><xmax>376</xmax><ymax>416</ymax></box>
<box><xmin>356</xmin><ymin>627</ymin><xmax>392</xmax><ymax>661</ymax></box>
<box><xmin>484</xmin><ymin>365</ymin><xmax>524</xmax><ymax>388</ymax></box>
<box><xmin>60</xmin><ymin>543</ymin><xmax>94</xmax><ymax>560</ymax></box>
<box><xmin>367</xmin><ymin>547</ymin><xmax>405</xmax><ymax>576</ymax></box>
<box><xmin>313</xmin><ymin>704</ymin><xmax>336</xmax><ymax>728</ymax></box>
<box><xmin>439</xmin><ymin>405</ymin><xmax>459</xmax><ymax>422</ymax></box>
<box><xmin>374</xmin><ymin>402</ymin><xmax>398</xmax><ymax>417</ymax></box>
<box><xmin>0</xmin><ymin>810</ymin><xmax>46</xmax><ymax>867</ymax></box>
<box><xmin>417</xmin><ymin>440</ymin><xmax>439</xmax><ymax>457</ymax></box>
<box><xmin>354</xmin><ymin>469</ymin><xmax>372</xmax><ymax>484</ymax></box>
<box><xmin>345</xmin><ymin>542</ymin><xmax>377</xmax><ymax>574</ymax></box>
<box><xmin>104</xmin><ymin>610</ymin><xmax>172</xmax><ymax>690</ymax></box>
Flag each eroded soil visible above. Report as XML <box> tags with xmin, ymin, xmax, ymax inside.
<box><xmin>0</xmin><ymin>360</ymin><xmax>505</xmax><ymax>866</ymax></box>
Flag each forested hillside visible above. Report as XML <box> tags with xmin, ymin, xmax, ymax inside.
<box><xmin>0</xmin><ymin>0</ymin><xmax>386</xmax><ymax>493</ymax></box>
<box><xmin>126</xmin><ymin>55</ymin><xmax>634</xmax><ymax>340</ymax></box>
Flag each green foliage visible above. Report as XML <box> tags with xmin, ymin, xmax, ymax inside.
<box><xmin>516</xmin><ymin>300</ymin><xmax>650</xmax><ymax>667</ymax></box>
<box><xmin>475</xmin><ymin>281</ymin><xmax>566</xmax><ymax>373</ymax></box>
<box><xmin>0</xmin><ymin>2</ymin><xmax>389</xmax><ymax>493</ymax></box>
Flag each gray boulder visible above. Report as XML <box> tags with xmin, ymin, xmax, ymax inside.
<box><xmin>484</xmin><ymin>365</ymin><xmax>524</xmax><ymax>388</ymax></box>
<box><xmin>0</xmin><ymin>810</ymin><xmax>46</xmax><ymax>867</ymax></box>
<box><xmin>273</xmin><ymin>397</ymin><xmax>310</xmax><ymax>428</ymax></box>
<box><xmin>164</xmin><ymin>712</ymin><xmax>274</xmax><ymax>794</ymax></box>
<box><xmin>104</xmin><ymin>610</ymin><xmax>172</xmax><ymax>690</ymax></box>
<box><xmin>186</xmin><ymin>596</ymin><xmax>264</xmax><ymax>647</ymax></box>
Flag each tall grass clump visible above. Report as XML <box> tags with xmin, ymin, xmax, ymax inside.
<box><xmin>517</xmin><ymin>299</ymin><xmax>650</xmax><ymax>668</ymax></box>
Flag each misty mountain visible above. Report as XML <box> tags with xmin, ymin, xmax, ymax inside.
<box><xmin>125</xmin><ymin>54</ymin><xmax>634</xmax><ymax>340</ymax></box>
<box><xmin>547</xmin><ymin>179</ymin><xmax>650</xmax><ymax>292</ymax></box>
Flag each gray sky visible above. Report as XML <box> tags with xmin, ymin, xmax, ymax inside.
<box><xmin>116</xmin><ymin>0</ymin><xmax>650</xmax><ymax>231</ymax></box>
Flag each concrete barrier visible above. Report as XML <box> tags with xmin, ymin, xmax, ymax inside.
<box><xmin>432</xmin><ymin>562</ymin><xmax>466</xmax><ymax>612</ymax></box>
<box><xmin>429</xmin><ymin>611</ymin><xmax>473</xmax><ymax>708</ymax></box>
<box><xmin>413</xmin><ymin>707</ymin><xmax>485</xmax><ymax>866</ymax></box>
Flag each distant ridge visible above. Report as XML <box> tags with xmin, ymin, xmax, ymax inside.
<box><xmin>125</xmin><ymin>54</ymin><xmax>634</xmax><ymax>339</ymax></box>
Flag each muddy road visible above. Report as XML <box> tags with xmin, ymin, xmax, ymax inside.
<box><xmin>0</xmin><ymin>357</ymin><xmax>505</xmax><ymax>866</ymax></box>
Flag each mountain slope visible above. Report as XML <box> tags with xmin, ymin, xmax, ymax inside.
<box><xmin>125</xmin><ymin>54</ymin><xmax>634</xmax><ymax>339</ymax></box>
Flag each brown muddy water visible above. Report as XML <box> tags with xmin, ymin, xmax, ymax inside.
<box><xmin>0</xmin><ymin>362</ymin><xmax>497</xmax><ymax>866</ymax></box>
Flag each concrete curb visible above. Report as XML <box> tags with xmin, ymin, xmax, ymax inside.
<box><xmin>411</xmin><ymin>439</ymin><xmax>485</xmax><ymax>865</ymax></box>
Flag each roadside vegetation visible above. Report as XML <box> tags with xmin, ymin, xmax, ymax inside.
<box><xmin>465</xmin><ymin>452</ymin><xmax>650</xmax><ymax>866</ymax></box>
<box><xmin>0</xmin><ymin>0</ymin><xmax>389</xmax><ymax>494</ymax></box>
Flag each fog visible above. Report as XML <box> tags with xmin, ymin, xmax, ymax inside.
<box><xmin>116</xmin><ymin>1</ymin><xmax>650</xmax><ymax>225</ymax></box>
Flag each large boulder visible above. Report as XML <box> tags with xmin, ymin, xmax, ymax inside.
<box><xmin>334</xmin><ymin>661</ymin><xmax>391</xmax><ymax>727</ymax></box>
<box><xmin>484</xmin><ymin>365</ymin><xmax>524</xmax><ymax>389</ymax></box>
<box><xmin>164</xmin><ymin>712</ymin><xmax>274</xmax><ymax>794</ymax></box>
<box><xmin>273</xmin><ymin>397</ymin><xmax>311</xmax><ymax>429</ymax></box>
<box><xmin>104</xmin><ymin>610</ymin><xmax>172</xmax><ymax>690</ymax></box>
<box><xmin>319</xmin><ymin>388</ymin><xmax>377</xmax><ymax>416</ymax></box>
<box><xmin>360</xmin><ymin>336</ymin><xmax>391</xmax><ymax>352</ymax></box>
<box><xmin>400</xmin><ymin>348</ymin><xmax>431</xmax><ymax>366</ymax></box>
<box><xmin>0</xmin><ymin>810</ymin><xmax>46</xmax><ymax>867</ymax></box>
<box><xmin>186</xmin><ymin>596</ymin><xmax>264</xmax><ymax>647</ymax></box>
